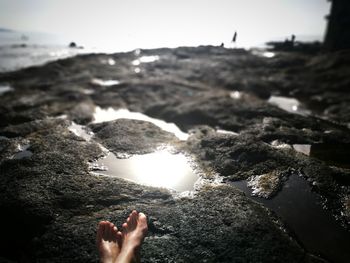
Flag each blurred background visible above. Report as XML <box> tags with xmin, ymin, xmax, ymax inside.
<box><xmin>1</xmin><ymin>1</ymin><xmax>350</xmax><ymax>263</ymax></box>
<box><xmin>0</xmin><ymin>0</ymin><xmax>330</xmax><ymax>71</ymax></box>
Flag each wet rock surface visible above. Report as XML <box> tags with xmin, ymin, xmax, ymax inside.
<box><xmin>247</xmin><ymin>170</ymin><xmax>289</xmax><ymax>198</ymax></box>
<box><xmin>0</xmin><ymin>46</ymin><xmax>350</xmax><ymax>262</ymax></box>
<box><xmin>89</xmin><ymin>119</ymin><xmax>177</xmax><ymax>156</ymax></box>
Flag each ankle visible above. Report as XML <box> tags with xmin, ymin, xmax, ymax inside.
<box><xmin>125</xmin><ymin>242</ymin><xmax>141</xmax><ymax>255</ymax></box>
<box><xmin>117</xmin><ymin>244</ymin><xmax>140</xmax><ymax>263</ymax></box>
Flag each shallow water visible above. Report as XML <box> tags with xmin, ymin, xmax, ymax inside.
<box><xmin>99</xmin><ymin>57</ymin><xmax>116</xmax><ymax>66</ymax></box>
<box><xmin>13</xmin><ymin>143</ymin><xmax>32</xmax><ymax>159</ymax></box>
<box><xmin>251</xmin><ymin>49</ymin><xmax>275</xmax><ymax>58</ymax></box>
<box><xmin>232</xmin><ymin>174</ymin><xmax>350</xmax><ymax>263</ymax></box>
<box><xmin>268</xmin><ymin>95</ymin><xmax>310</xmax><ymax>116</ymax></box>
<box><xmin>90</xmin><ymin>78</ymin><xmax>120</xmax><ymax>87</ymax></box>
<box><xmin>94</xmin><ymin>150</ymin><xmax>199</xmax><ymax>192</ymax></box>
<box><xmin>0</xmin><ymin>84</ymin><xmax>13</xmax><ymax>95</ymax></box>
<box><xmin>309</xmin><ymin>143</ymin><xmax>350</xmax><ymax>169</ymax></box>
<box><xmin>0</xmin><ymin>44</ymin><xmax>85</xmax><ymax>72</ymax></box>
<box><xmin>216</xmin><ymin>129</ymin><xmax>239</xmax><ymax>136</ymax></box>
<box><xmin>132</xmin><ymin>55</ymin><xmax>159</xmax><ymax>66</ymax></box>
<box><xmin>230</xmin><ymin>91</ymin><xmax>241</xmax><ymax>99</ymax></box>
<box><xmin>68</xmin><ymin>122</ymin><xmax>93</xmax><ymax>141</ymax></box>
<box><xmin>13</xmin><ymin>150</ymin><xmax>33</xmax><ymax>159</ymax></box>
<box><xmin>93</xmin><ymin>107</ymin><xmax>189</xmax><ymax>140</ymax></box>
<box><xmin>292</xmin><ymin>144</ymin><xmax>311</xmax><ymax>155</ymax></box>
<box><xmin>68</xmin><ymin>121</ymin><xmax>198</xmax><ymax>192</ymax></box>
<box><xmin>293</xmin><ymin>143</ymin><xmax>350</xmax><ymax>168</ymax></box>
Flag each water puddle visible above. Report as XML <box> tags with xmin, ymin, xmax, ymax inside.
<box><xmin>232</xmin><ymin>174</ymin><xmax>350</xmax><ymax>263</ymax></box>
<box><xmin>230</xmin><ymin>91</ymin><xmax>241</xmax><ymax>99</ymax></box>
<box><xmin>49</xmin><ymin>50</ymin><xmax>72</xmax><ymax>57</ymax></box>
<box><xmin>68</xmin><ymin>122</ymin><xmax>93</xmax><ymax>141</ymax></box>
<box><xmin>310</xmin><ymin>143</ymin><xmax>350</xmax><ymax>168</ymax></box>
<box><xmin>93</xmin><ymin>107</ymin><xmax>189</xmax><ymax>140</ymax></box>
<box><xmin>262</xmin><ymin>51</ymin><xmax>275</xmax><ymax>58</ymax></box>
<box><xmin>293</xmin><ymin>144</ymin><xmax>311</xmax><ymax>155</ymax></box>
<box><xmin>271</xmin><ymin>141</ymin><xmax>350</xmax><ymax>169</ymax></box>
<box><xmin>251</xmin><ymin>49</ymin><xmax>275</xmax><ymax>58</ymax></box>
<box><xmin>68</xmin><ymin>120</ymin><xmax>197</xmax><ymax>192</ymax></box>
<box><xmin>132</xmin><ymin>55</ymin><xmax>159</xmax><ymax>66</ymax></box>
<box><xmin>134</xmin><ymin>49</ymin><xmax>141</xmax><ymax>56</ymax></box>
<box><xmin>229</xmin><ymin>90</ymin><xmax>261</xmax><ymax>103</ymax></box>
<box><xmin>293</xmin><ymin>143</ymin><xmax>350</xmax><ymax>169</ymax></box>
<box><xmin>12</xmin><ymin>143</ymin><xmax>32</xmax><ymax>159</ymax></box>
<box><xmin>268</xmin><ymin>96</ymin><xmax>310</xmax><ymax>116</ymax></box>
<box><xmin>91</xmin><ymin>78</ymin><xmax>120</xmax><ymax>87</ymax></box>
<box><xmin>216</xmin><ymin>129</ymin><xmax>239</xmax><ymax>136</ymax></box>
<box><xmin>0</xmin><ymin>84</ymin><xmax>13</xmax><ymax>95</ymax></box>
<box><xmin>0</xmin><ymin>136</ymin><xmax>8</xmax><ymax>152</ymax></box>
<box><xmin>100</xmin><ymin>58</ymin><xmax>116</xmax><ymax>66</ymax></box>
<box><xmin>82</xmin><ymin>89</ymin><xmax>94</xmax><ymax>95</ymax></box>
<box><xmin>92</xmin><ymin>149</ymin><xmax>199</xmax><ymax>192</ymax></box>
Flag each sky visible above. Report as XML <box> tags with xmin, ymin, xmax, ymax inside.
<box><xmin>0</xmin><ymin>0</ymin><xmax>331</xmax><ymax>50</ymax></box>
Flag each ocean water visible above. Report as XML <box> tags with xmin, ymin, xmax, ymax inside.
<box><xmin>0</xmin><ymin>29</ymin><xmax>323</xmax><ymax>73</ymax></box>
<box><xmin>0</xmin><ymin>30</ymin><xmax>88</xmax><ymax>73</ymax></box>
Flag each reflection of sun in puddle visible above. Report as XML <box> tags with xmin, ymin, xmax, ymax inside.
<box><xmin>216</xmin><ymin>129</ymin><xmax>239</xmax><ymax>136</ymax></box>
<box><xmin>132</xmin><ymin>55</ymin><xmax>159</xmax><ymax>66</ymax></box>
<box><xmin>134</xmin><ymin>49</ymin><xmax>141</xmax><ymax>56</ymax></box>
<box><xmin>262</xmin><ymin>52</ymin><xmax>275</xmax><ymax>58</ymax></box>
<box><xmin>107</xmin><ymin>58</ymin><xmax>116</xmax><ymax>65</ymax></box>
<box><xmin>268</xmin><ymin>96</ymin><xmax>309</xmax><ymax>115</ymax></box>
<box><xmin>230</xmin><ymin>91</ymin><xmax>241</xmax><ymax>99</ymax></box>
<box><xmin>68</xmin><ymin>122</ymin><xmax>93</xmax><ymax>141</ymax></box>
<box><xmin>100</xmin><ymin>58</ymin><xmax>116</xmax><ymax>66</ymax></box>
<box><xmin>93</xmin><ymin>107</ymin><xmax>188</xmax><ymax>140</ymax></box>
<box><xmin>91</xmin><ymin>78</ymin><xmax>120</xmax><ymax>87</ymax></box>
<box><xmin>251</xmin><ymin>49</ymin><xmax>275</xmax><ymax>58</ymax></box>
<box><xmin>68</xmin><ymin>121</ymin><xmax>197</xmax><ymax>192</ymax></box>
<box><xmin>0</xmin><ymin>84</ymin><xmax>13</xmax><ymax>95</ymax></box>
<box><xmin>12</xmin><ymin>142</ymin><xmax>32</xmax><ymax>159</ymax></box>
<box><xmin>268</xmin><ymin>96</ymin><xmax>299</xmax><ymax>112</ymax></box>
<box><xmin>94</xmin><ymin>150</ymin><xmax>199</xmax><ymax>192</ymax></box>
<box><xmin>293</xmin><ymin>144</ymin><xmax>311</xmax><ymax>155</ymax></box>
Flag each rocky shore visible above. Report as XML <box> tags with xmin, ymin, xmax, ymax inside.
<box><xmin>0</xmin><ymin>45</ymin><xmax>349</xmax><ymax>262</ymax></box>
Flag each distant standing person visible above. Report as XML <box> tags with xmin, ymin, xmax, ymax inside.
<box><xmin>232</xmin><ymin>31</ymin><xmax>237</xmax><ymax>43</ymax></box>
<box><xmin>291</xmin><ymin>34</ymin><xmax>296</xmax><ymax>45</ymax></box>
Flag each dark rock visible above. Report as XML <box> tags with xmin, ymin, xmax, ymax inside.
<box><xmin>0</xmin><ymin>117</ymin><xmax>307</xmax><ymax>262</ymax></box>
<box><xmin>35</xmin><ymin>184</ymin><xmax>307</xmax><ymax>263</ymax></box>
<box><xmin>89</xmin><ymin>119</ymin><xmax>177</xmax><ymax>156</ymax></box>
<box><xmin>69</xmin><ymin>100</ymin><xmax>95</xmax><ymax>124</ymax></box>
<box><xmin>267</xmin><ymin>41</ymin><xmax>321</xmax><ymax>54</ymax></box>
<box><xmin>69</xmin><ymin>42</ymin><xmax>77</xmax><ymax>48</ymax></box>
<box><xmin>187</xmin><ymin>132</ymin><xmax>297</xmax><ymax>181</ymax></box>
<box><xmin>1</xmin><ymin>45</ymin><xmax>350</xmax><ymax>262</ymax></box>
<box><xmin>324</xmin><ymin>0</ymin><xmax>350</xmax><ymax>51</ymax></box>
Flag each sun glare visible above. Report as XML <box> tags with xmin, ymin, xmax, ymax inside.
<box><xmin>96</xmin><ymin>150</ymin><xmax>199</xmax><ymax>192</ymax></box>
<box><xmin>130</xmin><ymin>150</ymin><xmax>196</xmax><ymax>189</ymax></box>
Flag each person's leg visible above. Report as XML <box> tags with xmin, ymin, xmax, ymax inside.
<box><xmin>96</xmin><ymin>221</ymin><xmax>123</xmax><ymax>263</ymax></box>
<box><xmin>116</xmin><ymin>210</ymin><xmax>148</xmax><ymax>263</ymax></box>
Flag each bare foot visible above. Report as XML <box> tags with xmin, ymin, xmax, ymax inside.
<box><xmin>96</xmin><ymin>221</ymin><xmax>123</xmax><ymax>263</ymax></box>
<box><xmin>116</xmin><ymin>210</ymin><xmax>148</xmax><ymax>263</ymax></box>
